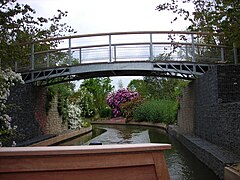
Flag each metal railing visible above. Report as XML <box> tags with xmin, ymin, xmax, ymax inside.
<box><xmin>16</xmin><ymin>31</ymin><xmax>236</xmax><ymax>72</ymax></box>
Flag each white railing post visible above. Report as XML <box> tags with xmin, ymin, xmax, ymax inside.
<box><xmin>221</xmin><ymin>47</ymin><xmax>225</xmax><ymax>62</ymax></box>
<box><xmin>68</xmin><ymin>37</ymin><xmax>72</xmax><ymax>65</ymax></box>
<box><xmin>191</xmin><ymin>34</ymin><xmax>196</xmax><ymax>75</ymax></box>
<box><xmin>185</xmin><ymin>44</ymin><xmax>189</xmax><ymax>60</ymax></box>
<box><xmin>79</xmin><ymin>48</ymin><xmax>82</xmax><ymax>64</ymax></box>
<box><xmin>114</xmin><ymin>46</ymin><xmax>117</xmax><ymax>62</ymax></box>
<box><xmin>31</xmin><ymin>43</ymin><xmax>35</xmax><ymax>70</ymax></box>
<box><xmin>191</xmin><ymin>34</ymin><xmax>196</xmax><ymax>62</ymax></box>
<box><xmin>109</xmin><ymin>34</ymin><xmax>112</xmax><ymax>62</ymax></box>
<box><xmin>233</xmin><ymin>43</ymin><xmax>238</xmax><ymax>64</ymax></box>
<box><xmin>149</xmin><ymin>33</ymin><xmax>153</xmax><ymax>61</ymax></box>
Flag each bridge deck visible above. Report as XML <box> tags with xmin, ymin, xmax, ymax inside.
<box><xmin>20</xmin><ymin>61</ymin><xmax>213</xmax><ymax>85</ymax></box>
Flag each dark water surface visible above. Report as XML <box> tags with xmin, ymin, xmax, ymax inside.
<box><xmin>57</xmin><ymin>124</ymin><xmax>219</xmax><ymax>180</ymax></box>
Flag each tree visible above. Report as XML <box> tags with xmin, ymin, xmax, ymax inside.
<box><xmin>156</xmin><ymin>0</ymin><xmax>240</xmax><ymax>47</ymax></box>
<box><xmin>80</xmin><ymin>78</ymin><xmax>114</xmax><ymax>116</ymax></box>
<box><xmin>127</xmin><ymin>79</ymin><xmax>149</xmax><ymax>97</ymax></box>
<box><xmin>128</xmin><ymin>76</ymin><xmax>188</xmax><ymax>101</ymax></box>
<box><xmin>143</xmin><ymin>77</ymin><xmax>188</xmax><ymax>100</ymax></box>
<box><xmin>71</xmin><ymin>86</ymin><xmax>96</xmax><ymax>118</ymax></box>
<box><xmin>117</xmin><ymin>79</ymin><xmax>123</xmax><ymax>89</ymax></box>
<box><xmin>0</xmin><ymin>0</ymin><xmax>76</xmax><ymax>68</ymax></box>
<box><xmin>0</xmin><ymin>0</ymin><xmax>76</xmax><ymax>145</ymax></box>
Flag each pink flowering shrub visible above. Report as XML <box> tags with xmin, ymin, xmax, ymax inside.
<box><xmin>106</xmin><ymin>88</ymin><xmax>139</xmax><ymax>117</ymax></box>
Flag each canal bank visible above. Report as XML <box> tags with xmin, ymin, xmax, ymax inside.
<box><xmin>168</xmin><ymin>125</ymin><xmax>240</xmax><ymax>179</ymax></box>
<box><xmin>30</xmin><ymin>126</ymin><xmax>92</xmax><ymax>146</ymax></box>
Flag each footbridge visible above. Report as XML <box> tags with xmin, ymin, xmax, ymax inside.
<box><xmin>16</xmin><ymin>31</ymin><xmax>236</xmax><ymax>85</ymax></box>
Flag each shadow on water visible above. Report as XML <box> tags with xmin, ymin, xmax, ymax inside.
<box><xmin>57</xmin><ymin>124</ymin><xmax>220</xmax><ymax>180</ymax></box>
<box><xmin>54</xmin><ymin>127</ymin><xmax>106</xmax><ymax>146</ymax></box>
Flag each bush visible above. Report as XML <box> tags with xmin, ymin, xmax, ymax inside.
<box><xmin>106</xmin><ymin>88</ymin><xmax>139</xmax><ymax>117</ymax></box>
<box><xmin>120</xmin><ymin>96</ymin><xmax>143</xmax><ymax>121</ymax></box>
<box><xmin>99</xmin><ymin>107</ymin><xmax>112</xmax><ymax>118</ymax></box>
<box><xmin>133</xmin><ymin>99</ymin><xmax>178</xmax><ymax>124</ymax></box>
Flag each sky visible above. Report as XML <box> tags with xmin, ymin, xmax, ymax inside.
<box><xmin>18</xmin><ymin>0</ymin><xmax>191</xmax><ymax>89</ymax></box>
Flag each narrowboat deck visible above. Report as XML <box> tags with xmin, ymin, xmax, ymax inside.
<box><xmin>0</xmin><ymin>143</ymin><xmax>171</xmax><ymax>180</ymax></box>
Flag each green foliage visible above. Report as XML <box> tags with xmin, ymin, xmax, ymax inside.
<box><xmin>80</xmin><ymin>77</ymin><xmax>114</xmax><ymax>117</ymax></box>
<box><xmin>128</xmin><ymin>76</ymin><xmax>188</xmax><ymax>101</ymax></box>
<box><xmin>71</xmin><ymin>87</ymin><xmax>96</xmax><ymax>118</ymax></box>
<box><xmin>143</xmin><ymin>77</ymin><xmax>189</xmax><ymax>100</ymax></box>
<box><xmin>0</xmin><ymin>0</ymin><xmax>76</xmax><ymax>68</ymax></box>
<box><xmin>133</xmin><ymin>99</ymin><xmax>178</xmax><ymax>124</ymax></box>
<box><xmin>47</xmin><ymin>83</ymin><xmax>75</xmax><ymax>122</ymax></box>
<box><xmin>127</xmin><ymin>77</ymin><xmax>187</xmax><ymax>125</ymax></box>
<box><xmin>45</xmin><ymin>87</ymin><xmax>56</xmax><ymax>113</ymax></box>
<box><xmin>99</xmin><ymin>107</ymin><xmax>112</xmax><ymax>119</ymax></box>
<box><xmin>127</xmin><ymin>79</ymin><xmax>149</xmax><ymax>97</ymax></box>
<box><xmin>81</xmin><ymin>121</ymin><xmax>91</xmax><ymax>128</ymax></box>
<box><xmin>156</xmin><ymin>0</ymin><xmax>240</xmax><ymax>47</ymax></box>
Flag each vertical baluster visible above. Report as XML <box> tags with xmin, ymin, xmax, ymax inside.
<box><xmin>185</xmin><ymin>44</ymin><xmax>189</xmax><ymax>60</ymax></box>
<box><xmin>191</xmin><ymin>34</ymin><xmax>196</xmax><ymax>62</ymax></box>
<box><xmin>149</xmin><ymin>33</ymin><xmax>153</xmax><ymax>61</ymax></box>
<box><xmin>191</xmin><ymin>34</ymin><xmax>196</xmax><ymax>74</ymax></box>
<box><xmin>114</xmin><ymin>46</ymin><xmax>117</xmax><ymax>62</ymax></box>
<box><xmin>79</xmin><ymin>48</ymin><xmax>82</xmax><ymax>64</ymax></box>
<box><xmin>109</xmin><ymin>35</ymin><xmax>112</xmax><ymax>62</ymax></box>
<box><xmin>68</xmin><ymin>37</ymin><xmax>72</xmax><ymax>65</ymax></box>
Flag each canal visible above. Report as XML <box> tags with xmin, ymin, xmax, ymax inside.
<box><xmin>57</xmin><ymin>124</ymin><xmax>219</xmax><ymax>180</ymax></box>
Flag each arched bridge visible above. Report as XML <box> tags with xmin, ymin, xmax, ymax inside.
<box><xmin>16</xmin><ymin>31</ymin><xmax>236</xmax><ymax>85</ymax></box>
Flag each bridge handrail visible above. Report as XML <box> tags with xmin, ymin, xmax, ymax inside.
<box><xmin>32</xmin><ymin>42</ymin><xmax>227</xmax><ymax>56</ymax></box>
<box><xmin>23</xmin><ymin>31</ymin><xmax>222</xmax><ymax>44</ymax></box>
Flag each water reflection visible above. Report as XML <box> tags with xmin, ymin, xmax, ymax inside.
<box><xmin>88</xmin><ymin>127</ymin><xmax>150</xmax><ymax>144</ymax></box>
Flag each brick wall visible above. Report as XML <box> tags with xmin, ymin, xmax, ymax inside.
<box><xmin>46</xmin><ymin>95</ymin><xmax>68</xmax><ymax>134</ymax></box>
<box><xmin>177</xmin><ymin>82</ymin><xmax>195</xmax><ymax>133</ymax></box>
<box><xmin>7</xmin><ymin>84</ymin><xmax>68</xmax><ymax>145</ymax></box>
<box><xmin>35</xmin><ymin>87</ymin><xmax>48</xmax><ymax>134</ymax></box>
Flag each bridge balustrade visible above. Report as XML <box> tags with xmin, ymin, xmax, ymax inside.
<box><xmin>15</xmin><ymin>31</ymin><xmax>237</xmax><ymax>85</ymax></box>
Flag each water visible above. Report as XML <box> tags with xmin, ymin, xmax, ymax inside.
<box><xmin>57</xmin><ymin>124</ymin><xmax>219</xmax><ymax>180</ymax></box>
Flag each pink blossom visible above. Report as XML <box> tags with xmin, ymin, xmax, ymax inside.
<box><xmin>106</xmin><ymin>88</ymin><xmax>139</xmax><ymax>117</ymax></box>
